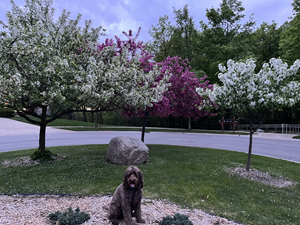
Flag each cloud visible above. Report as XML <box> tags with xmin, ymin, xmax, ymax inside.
<box><xmin>117</xmin><ymin>19</ymin><xmax>141</xmax><ymax>33</ymax></box>
<box><xmin>242</xmin><ymin>0</ymin><xmax>275</xmax><ymax>10</ymax></box>
<box><xmin>243</xmin><ymin>0</ymin><xmax>294</xmax><ymax>25</ymax></box>
<box><xmin>0</xmin><ymin>0</ymin><xmax>294</xmax><ymax>43</ymax></box>
<box><xmin>165</xmin><ymin>0</ymin><xmax>220</xmax><ymax>12</ymax></box>
<box><xmin>101</xmin><ymin>18</ymin><xmax>142</xmax><ymax>40</ymax></box>
<box><xmin>276</xmin><ymin>4</ymin><xmax>294</xmax><ymax>23</ymax></box>
<box><xmin>104</xmin><ymin>3</ymin><xmax>142</xmax><ymax>35</ymax></box>
<box><xmin>0</xmin><ymin>3</ymin><xmax>10</xmax><ymax>11</ymax></box>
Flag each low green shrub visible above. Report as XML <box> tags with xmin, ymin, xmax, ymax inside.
<box><xmin>159</xmin><ymin>213</ymin><xmax>193</xmax><ymax>225</ymax></box>
<box><xmin>48</xmin><ymin>207</ymin><xmax>90</xmax><ymax>225</ymax></box>
<box><xmin>0</xmin><ymin>107</ymin><xmax>15</xmax><ymax>117</ymax></box>
<box><xmin>30</xmin><ymin>149</ymin><xmax>57</xmax><ymax>161</ymax></box>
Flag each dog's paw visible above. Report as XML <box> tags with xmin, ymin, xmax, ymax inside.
<box><xmin>137</xmin><ymin>218</ymin><xmax>146</xmax><ymax>223</ymax></box>
<box><xmin>124</xmin><ymin>219</ymin><xmax>136</xmax><ymax>225</ymax></box>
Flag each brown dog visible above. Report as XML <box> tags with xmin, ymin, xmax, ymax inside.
<box><xmin>108</xmin><ymin>166</ymin><xmax>145</xmax><ymax>225</ymax></box>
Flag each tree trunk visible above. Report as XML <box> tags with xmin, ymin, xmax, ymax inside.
<box><xmin>159</xmin><ymin>117</ymin><xmax>164</xmax><ymax>127</ymax></box>
<box><xmin>95</xmin><ymin>111</ymin><xmax>98</xmax><ymax>128</ymax></box>
<box><xmin>83</xmin><ymin>108</ymin><xmax>87</xmax><ymax>122</ymax></box>
<box><xmin>98</xmin><ymin>111</ymin><xmax>102</xmax><ymax>124</ymax></box>
<box><xmin>246</xmin><ymin>123</ymin><xmax>254</xmax><ymax>172</ymax></box>
<box><xmin>188</xmin><ymin>117</ymin><xmax>191</xmax><ymax>130</ymax></box>
<box><xmin>169</xmin><ymin>116</ymin><xmax>175</xmax><ymax>128</ymax></box>
<box><xmin>38</xmin><ymin>106</ymin><xmax>47</xmax><ymax>152</ymax></box>
<box><xmin>67</xmin><ymin>112</ymin><xmax>73</xmax><ymax>120</ymax></box>
<box><xmin>141</xmin><ymin>111</ymin><xmax>149</xmax><ymax>142</ymax></box>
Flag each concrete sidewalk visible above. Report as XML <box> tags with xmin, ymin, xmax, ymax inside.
<box><xmin>254</xmin><ymin>132</ymin><xmax>297</xmax><ymax>140</ymax></box>
<box><xmin>0</xmin><ymin>118</ymin><xmax>74</xmax><ymax>136</ymax></box>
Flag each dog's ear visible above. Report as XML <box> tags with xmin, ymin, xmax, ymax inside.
<box><xmin>123</xmin><ymin>168</ymin><xmax>130</xmax><ymax>189</ymax></box>
<box><xmin>136</xmin><ymin>168</ymin><xmax>144</xmax><ymax>189</ymax></box>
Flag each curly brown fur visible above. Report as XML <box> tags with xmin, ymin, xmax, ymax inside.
<box><xmin>108</xmin><ymin>166</ymin><xmax>145</xmax><ymax>225</ymax></box>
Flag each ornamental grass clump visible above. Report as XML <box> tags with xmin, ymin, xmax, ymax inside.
<box><xmin>48</xmin><ymin>207</ymin><xmax>90</xmax><ymax>225</ymax></box>
<box><xmin>159</xmin><ymin>213</ymin><xmax>193</xmax><ymax>225</ymax></box>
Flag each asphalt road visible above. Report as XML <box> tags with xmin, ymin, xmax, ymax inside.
<box><xmin>0</xmin><ymin>118</ymin><xmax>299</xmax><ymax>163</ymax></box>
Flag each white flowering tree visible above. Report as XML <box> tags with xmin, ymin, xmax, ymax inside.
<box><xmin>0</xmin><ymin>0</ymin><xmax>170</xmax><ymax>160</ymax></box>
<box><xmin>197</xmin><ymin>58</ymin><xmax>300</xmax><ymax>171</ymax></box>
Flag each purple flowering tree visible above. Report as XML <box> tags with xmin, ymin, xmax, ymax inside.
<box><xmin>124</xmin><ymin>55</ymin><xmax>216</xmax><ymax>142</ymax></box>
<box><xmin>161</xmin><ymin>56</ymin><xmax>217</xmax><ymax>130</ymax></box>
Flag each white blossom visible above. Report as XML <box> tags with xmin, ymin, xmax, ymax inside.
<box><xmin>247</xmin><ymin>94</ymin><xmax>253</xmax><ymax>100</ymax></box>
<box><xmin>196</xmin><ymin>58</ymin><xmax>300</xmax><ymax>111</ymax></box>
<box><xmin>258</xmin><ymin>98</ymin><xmax>265</xmax><ymax>104</ymax></box>
<box><xmin>0</xmin><ymin>0</ymin><xmax>170</xmax><ymax>113</ymax></box>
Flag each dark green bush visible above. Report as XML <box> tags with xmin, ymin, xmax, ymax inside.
<box><xmin>0</xmin><ymin>107</ymin><xmax>15</xmax><ymax>117</ymax></box>
<box><xmin>48</xmin><ymin>207</ymin><xmax>90</xmax><ymax>225</ymax></box>
<box><xmin>30</xmin><ymin>149</ymin><xmax>56</xmax><ymax>161</ymax></box>
<box><xmin>159</xmin><ymin>213</ymin><xmax>193</xmax><ymax>225</ymax></box>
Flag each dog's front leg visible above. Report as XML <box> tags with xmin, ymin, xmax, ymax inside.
<box><xmin>135</xmin><ymin>201</ymin><xmax>145</xmax><ymax>224</ymax></box>
<box><xmin>108</xmin><ymin>203</ymin><xmax>122</xmax><ymax>225</ymax></box>
<box><xmin>122</xmin><ymin>206</ymin><xmax>135</xmax><ymax>225</ymax></box>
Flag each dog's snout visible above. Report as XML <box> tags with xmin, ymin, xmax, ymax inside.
<box><xmin>128</xmin><ymin>173</ymin><xmax>138</xmax><ymax>186</ymax></box>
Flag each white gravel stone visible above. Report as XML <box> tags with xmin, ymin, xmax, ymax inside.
<box><xmin>0</xmin><ymin>195</ymin><xmax>240</xmax><ymax>225</ymax></box>
<box><xmin>226</xmin><ymin>167</ymin><xmax>298</xmax><ymax>188</ymax></box>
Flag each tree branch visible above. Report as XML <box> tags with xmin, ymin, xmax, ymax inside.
<box><xmin>17</xmin><ymin>110</ymin><xmax>41</xmax><ymax>125</ymax></box>
<box><xmin>45</xmin><ymin>106</ymin><xmax>117</xmax><ymax>124</ymax></box>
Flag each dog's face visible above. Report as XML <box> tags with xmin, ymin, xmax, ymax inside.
<box><xmin>123</xmin><ymin>166</ymin><xmax>143</xmax><ymax>189</ymax></box>
<box><xmin>127</xmin><ymin>173</ymin><xmax>139</xmax><ymax>188</ymax></box>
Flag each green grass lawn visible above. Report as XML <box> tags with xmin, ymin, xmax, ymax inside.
<box><xmin>0</xmin><ymin>145</ymin><xmax>299</xmax><ymax>225</ymax></box>
<box><xmin>292</xmin><ymin>136</ymin><xmax>300</xmax><ymax>139</ymax></box>
<box><xmin>10</xmin><ymin>116</ymin><xmax>107</xmax><ymax>127</ymax></box>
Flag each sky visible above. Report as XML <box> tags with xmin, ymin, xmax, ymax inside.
<box><xmin>0</xmin><ymin>0</ymin><xmax>295</xmax><ymax>43</ymax></box>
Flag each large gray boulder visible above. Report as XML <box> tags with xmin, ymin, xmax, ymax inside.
<box><xmin>106</xmin><ymin>136</ymin><xmax>149</xmax><ymax>165</ymax></box>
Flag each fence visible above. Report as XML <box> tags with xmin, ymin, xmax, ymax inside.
<box><xmin>281</xmin><ymin>124</ymin><xmax>300</xmax><ymax>134</ymax></box>
<box><xmin>237</xmin><ymin>124</ymin><xmax>300</xmax><ymax>134</ymax></box>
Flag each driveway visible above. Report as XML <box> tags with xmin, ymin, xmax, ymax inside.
<box><xmin>0</xmin><ymin>118</ymin><xmax>74</xmax><ymax>136</ymax></box>
<box><xmin>0</xmin><ymin>118</ymin><xmax>299</xmax><ymax>163</ymax></box>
